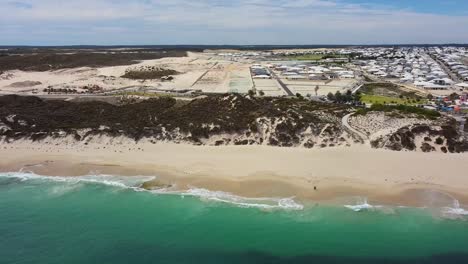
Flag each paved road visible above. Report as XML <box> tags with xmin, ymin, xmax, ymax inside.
<box><xmin>270</xmin><ymin>71</ymin><xmax>294</xmax><ymax>96</ymax></box>
<box><xmin>351</xmin><ymin>83</ymin><xmax>363</xmax><ymax>94</ymax></box>
<box><xmin>430</xmin><ymin>54</ymin><xmax>461</xmax><ymax>83</ymax></box>
<box><xmin>342</xmin><ymin>113</ymin><xmax>368</xmax><ymax>144</ymax></box>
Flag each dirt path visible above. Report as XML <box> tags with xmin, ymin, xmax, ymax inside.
<box><xmin>342</xmin><ymin>113</ymin><xmax>369</xmax><ymax>144</ymax></box>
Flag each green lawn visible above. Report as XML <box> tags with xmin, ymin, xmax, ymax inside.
<box><xmin>288</xmin><ymin>54</ymin><xmax>351</xmax><ymax>61</ymax></box>
<box><xmin>289</xmin><ymin>54</ymin><xmax>324</xmax><ymax>61</ymax></box>
<box><xmin>116</xmin><ymin>91</ymin><xmax>158</xmax><ymax>97</ymax></box>
<box><xmin>361</xmin><ymin>94</ymin><xmax>426</xmax><ymax>105</ymax></box>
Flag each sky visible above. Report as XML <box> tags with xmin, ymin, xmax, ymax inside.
<box><xmin>1</xmin><ymin>0</ymin><xmax>468</xmax><ymax>45</ymax></box>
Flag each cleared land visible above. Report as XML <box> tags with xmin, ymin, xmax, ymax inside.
<box><xmin>191</xmin><ymin>62</ymin><xmax>253</xmax><ymax>93</ymax></box>
<box><xmin>253</xmin><ymin>79</ymin><xmax>286</xmax><ymax>96</ymax></box>
<box><xmin>0</xmin><ymin>52</ymin><xmax>233</xmax><ymax>95</ymax></box>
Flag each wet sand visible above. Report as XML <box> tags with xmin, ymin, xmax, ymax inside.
<box><xmin>1</xmin><ymin>139</ymin><xmax>468</xmax><ymax>206</ymax></box>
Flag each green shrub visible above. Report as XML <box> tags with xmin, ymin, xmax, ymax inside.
<box><xmin>357</xmin><ymin>104</ymin><xmax>440</xmax><ymax>119</ymax></box>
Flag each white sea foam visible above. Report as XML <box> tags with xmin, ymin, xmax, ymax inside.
<box><xmin>444</xmin><ymin>207</ymin><xmax>468</xmax><ymax>216</ymax></box>
<box><xmin>152</xmin><ymin>187</ymin><xmax>304</xmax><ymax>210</ymax></box>
<box><xmin>48</xmin><ymin>184</ymin><xmax>83</xmax><ymax>197</ymax></box>
<box><xmin>0</xmin><ymin>171</ymin><xmax>154</xmax><ymax>191</ymax></box>
<box><xmin>344</xmin><ymin>198</ymin><xmax>382</xmax><ymax>212</ymax></box>
<box><xmin>442</xmin><ymin>199</ymin><xmax>468</xmax><ymax>217</ymax></box>
<box><xmin>0</xmin><ymin>172</ymin><xmax>304</xmax><ymax>210</ymax></box>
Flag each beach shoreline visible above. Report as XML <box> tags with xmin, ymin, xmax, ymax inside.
<box><xmin>1</xmin><ymin>140</ymin><xmax>468</xmax><ymax>207</ymax></box>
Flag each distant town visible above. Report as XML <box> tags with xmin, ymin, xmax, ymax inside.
<box><xmin>1</xmin><ymin>46</ymin><xmax>467</xmax><ymax>149</ymax></box>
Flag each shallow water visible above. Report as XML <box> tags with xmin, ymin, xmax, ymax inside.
<box><xmin>1</xmin><ymin>172</ymin><xmax>468</xmax><ymax>264</ymax></box>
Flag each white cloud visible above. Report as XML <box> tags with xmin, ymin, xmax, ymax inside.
<box><xmin>0</xmin><ymin>0</ymin><xmax>467</xmax><ymax>44</ymax></box>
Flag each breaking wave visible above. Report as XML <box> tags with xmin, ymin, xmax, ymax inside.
<box><xmin>344</xmin><ymin>198</ymin><xmax>383</xmax><ymax>212</ymax></box>
<box><xmin>152</xmin><ymin>187</ymin><xmax>304</xmax><ymax>210</ymax></box>
<box><xmin>0</xmin><ymin>172</ymin><xmax>303</xmax><ymax>210</ymax></box>
<box><xmin>2</xmin><ymin>172</ymin><xmax>467</xmax><ymax>215</ymax></box>
<box><xmin>1</xmin><ymin>171</ymin><xmax>153</xmax><ymax>190</ymax></box>
<box><xmin>442</xmin><ymin>199</ymin><xmax>468</xmax><ymax>217</ymax></box>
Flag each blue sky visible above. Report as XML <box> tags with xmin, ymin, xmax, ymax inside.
<box><xmin>347</xmin><ymin>0</ymin><xmax>468</xmax><ymax>15</ymax></box>
<box><xmin>1</xmin><ymin>0</ymin><xmax>467</xmax><ymax>45</ymax></box>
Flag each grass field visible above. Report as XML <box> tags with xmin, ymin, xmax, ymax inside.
<box><xmin>361</xmin><ymin>94</ymin><xmax>426</xmax><ymax>105</ymax></box>
<box><xmin>116</xmin><ymin>91</ymin><xmax>161</xmax><ymax>97</ymax></box>
<box><xmin>356</xmin><ymin>103</ymin><xmax>441</xmax><ymax>119</ymax></box>
<box><xmin>290</xmin><ymin>54</ymin><xmax>324</xmax><ymax>61</ymax></box>
<box><xmin>287</xmin><ymin>54</ymin><xmax>350</xmax><ymax>61</ymax></box>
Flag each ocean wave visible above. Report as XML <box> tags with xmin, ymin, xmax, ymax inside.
<box><xmin>443</xmin><ymin>207</ymin><xmax>468</xmax><ymax>216</ymax></box>
<box><xmin>3</xmin><ymin>172</ymin><xmax>466</xmax><ymax>215</ymax></box>
<box><xmin>0</xmin><ymin>171</ymin><xmax>155</xmax><ymax>190</ymax></box>
<box><xmin>344</xmin><ymin>198</ymin><xmax>382</xmax><ymax>212</ymax></box>
<box><xmin>0</xmin><ymin>172</ymin><xmax>304</xmax><ymax>210</ymax></box>
<box><xmin>442</xmin><ymin>200</ymin><xmax>468</xmax><ymax>217</ymax></box>
<box><xmin>152</xmin><ymin>187</ymin><xmax>304</xmax><ymax>210</ymax></box>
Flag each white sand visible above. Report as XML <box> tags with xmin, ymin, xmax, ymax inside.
<box><xmin>1</xmin><ymin>139</ymin><xmax>468</xmax><ymax>205</ymax></box>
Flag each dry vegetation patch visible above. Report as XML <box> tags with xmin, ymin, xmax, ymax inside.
<box><xmin>0</xmin><ymin>50</ymin><xmax>188</xmax><ymax>72</ymax></box>
<box><xmin>121</xmin><ymin>66</ymin><xmax>179</xmax><ymax>80</ymax></box>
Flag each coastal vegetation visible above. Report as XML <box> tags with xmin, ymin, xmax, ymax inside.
<box><xmin>0</xmin><ymin>50</ymin><xmax>188</xmax><ymax>72</ymax></box>
<box><xmin>371</xmin><ymin>123</ymin><xmax>467</xmax><ymax>153</ymax></box>
<box><xmin>327</xmin><ymin>90</ymin><xmax>362</xmax><ymax>103</ymax></box>
<box><xmin>1</xmin><ymin>94</ymin><xmax>465</xmax><ymax>152</ymax></box>
<box><xmin>121</xmin><ymin>66</ymin><xmax>179</xmax><ymax>80</ymax></box>
<box><xmin>0</xmin><ymin>94</ymin><xmax>351</xmax><ymax>148</ymax></box>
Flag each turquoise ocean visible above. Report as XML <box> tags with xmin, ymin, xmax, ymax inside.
<box><xmin>1</xmin><ymin>172</ymin><xmax>468</xmax><ymax>264</ymax></box>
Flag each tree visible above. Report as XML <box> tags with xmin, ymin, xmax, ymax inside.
<box><xmin>296</xmin><ymin>93</ymin><xmax>304</xmax><ymax>99</ymax></box>
<box><xmin>344</xmin><ymin>90</ymin><xmax>353</xmax><ymax>102</ymax></box>
<box><xmin>354</xmin><ymin>91</ymin><xmax>362</xmax><ymax>102</ymax></box>
<box><xmin>327</xmin><ymin>92</ymin><xmax>335</xmax><ymax>101</ymax></box>
<box><xmin>426</xmin><ymin>94</ymin><xmax>434</xmax><ymax>100</ymax></box>
<box><xmin>258</xmin><ymin>90</ymin><xmax>265</xmax><ymax>96</ymax></box>
<box><xmin>248</xmin><ymin>90</ymin><xmax>255</xmax><ymax>97</ymax></box>
<box><xmin>335</xmin><ymin>91</ymin><xmax>342</xmax><ymax>103</ymax></box>
<box><xmin>435</xmin><ymin>137</ymin><xmax>444</xmax><ymax>145</ymax></box>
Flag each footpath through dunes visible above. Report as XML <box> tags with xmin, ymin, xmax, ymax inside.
<box><xmin>341</xmin><ymin>113</ymin><xmax>368</xmax><ymax>144</ymax></box>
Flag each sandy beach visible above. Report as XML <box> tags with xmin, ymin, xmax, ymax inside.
<box><xmin>1</xmin><ymin>139</ymin><xmax>468</xmax><ymax>206</ymax></box>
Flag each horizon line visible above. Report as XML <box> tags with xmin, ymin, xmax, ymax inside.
<box><xmin>1</xmin><ymin>43</ymin><xmax>468</xmax><ymax>48</ymax></box>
